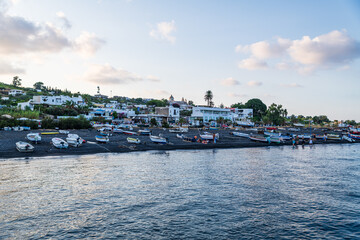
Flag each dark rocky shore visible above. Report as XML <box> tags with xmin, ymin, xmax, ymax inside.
<box><xmin>0</xmin><ymin>128</ymin><xmax>358</xmax><ymax>159</ymax></box>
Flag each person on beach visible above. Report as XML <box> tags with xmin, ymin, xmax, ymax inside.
<box><xmin>309</xmin><ymin>138</ymin><xmax>313</xmax><ymax>147</ymax></box>
<box><xmin>301</xmin><ymin>137</ymin><xmax>305</xmax><ymax>148</ymax></box>
<box><xmin>213</xmin><ymin>133</ymin><xmax>216</xmax><ymax>143</ymax></box>
<box><xmin>292</xmin><ymin>138</ymin><xmax>296</xmax><ymax>148</ymax></box>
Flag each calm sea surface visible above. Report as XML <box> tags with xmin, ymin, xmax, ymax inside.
<box><xmin>1</xmin><ymin>144</ymin><xmax>359</xmax><ymax>239</ymax></box>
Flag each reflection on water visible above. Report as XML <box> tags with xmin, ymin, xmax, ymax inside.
<box><xmin>0</xmin><ymin>144</ymin><xmax>359</xmax><ymax>239</ymax></box>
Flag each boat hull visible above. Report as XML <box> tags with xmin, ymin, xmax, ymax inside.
<box><xmin>16</xmin><ymin>142</ymin><xmax>34</xmax><ymax>152</ymax></box>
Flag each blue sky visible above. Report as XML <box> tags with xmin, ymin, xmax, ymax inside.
<box><xmin>1</xmin><ymin>0</ymin><xmax>360</xmax><ymax>121</ymax></box>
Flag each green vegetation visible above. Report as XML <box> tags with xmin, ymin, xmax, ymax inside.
<box><xmin>204</xmin><ymin>90</ymin><xmax>213</xmax><ymax>107</ymax></box>
<box><xmin>262</xmin><ymin>103</ymin><xmax>288</xmax><ymax>125</ymax></box>
<box><xmin>244</xmin><ymin>98</ymin><xmax>267</xmax><ymax>122</ymax></box>
<box><xmin>0</xmin><ymin>109</ymin><xmax>40</xmax><ymax>119</ymax></box>
<box><xmin>146</xmin><ymin>99</ymin><xmax>168</xmax><ymax>107</ymax></box>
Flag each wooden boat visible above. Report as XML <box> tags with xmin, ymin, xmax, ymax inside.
<box><xmin>249</xmin><ymin>135</ymin><xmax>269</xmax><ymax>143</ymax></box>
<box><xmin>66</xmin><ymin>134</ymin><xmax>83</xmax><ymax>147</ymax></box>
<box><xmin>231</xmin><ymin>132</ymin><xmax>249</xmax><ymax>138</ymax></box>
<box><xmin>122</xmin><ymin>130</ymin><xmax>137</xmax><ymax>135</ymax></box>
<box><xmin>27</xmin><ymin>133</ymin><xmax>41</xmax><ymax>143</ymax></box>
<box><xmin>41</xmin><ymin>131</ymin><xmax>59</xmax><ymax>135</ymax></box>
<box><xmin>342</xmin><ymin>135</ymin><xmax>355</xmax><ymax>143</ymax></box>
<box><xmin>127</xmin><ymin>137</ymin><xmax>141</xmax><ymax>144</ymax></box>
<box><xmin>348</xmin><ymin>133</ymin><xmax>360</xmax><ymax>140</ymax></box>
<box><xmin>16</xmin><ymin>141</ymin><xmax>34</xmax><ymax>152</ymax></box>
<box><xmin>269</xmin><ymin>137</ymin><xmax>283</xmax><ymax>144</ymax></box>
<box><xmin>51</xmin><ymin>138</ymin><xmax>68</xmax><ymax>149</ymax></box>
<box><xmin>150</xmin><ymin>135</ymin><xmax>167</xmax><ymax>144</ymax></box>
<box><xmin>95</xmin><ymin>135</ymin><xmax>109</xmax><ymax>143</ymax></box>
<box><xmin>327</xmin><ymin>134</ymin><xmax>341</xmax><ymax>140</ymax></box>
<box><xmin>200</xmin><ymin>132</ymin><xmax>219</xmax><ymax>140</ymax></box>
<box><xmin>138</xmin><ymin>129</ymin><xmax>151</xmax><ymax>135</ymax></box>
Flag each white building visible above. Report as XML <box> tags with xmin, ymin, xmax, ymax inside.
<box><xmin>87</xmin><ymin>108</ymin><xmax>136</xmax><ymax>120</ymax></box>
<box><xmin>32</xmin><ymin>95</ymin><xmax>85</xmax><ymax>106</ymax></box>
<box><xmin>1</xmin><ymin>97</ymin><xmax>9</xmax><ymax>101</ymax></box>
<box><xmin>155</xmin><ymin>105</ymin><xmax>180</xmax><ymax>122</ymax></box>
<box><xmin>191</xmin><ymin>106</ymin><xmax>233</xmax><ymax>124</ymax></box>
<box><xmin>230</xmin><ymin>108</ymin><xmax>253</xmax><ymax>120</ymax></box>
<box><xmin>17</xmin><ymin>100</ymin><xmax>34</xmax><ymax>110</ymax></box>
<box><xmin>9</xmin><ymin>89</ymin><xmax>24</xmax><ymax>96</ymax></box>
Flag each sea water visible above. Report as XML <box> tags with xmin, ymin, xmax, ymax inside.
<box><xmin>0</xmin><ymin>144</ymin><xmax>359</xmax><ymax>239</ymax></box>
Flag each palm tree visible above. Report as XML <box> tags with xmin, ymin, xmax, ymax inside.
<box><xmin>204</xmin><ymin>90</ymin><xmax>213</xmax><ymax>107</ymax></box>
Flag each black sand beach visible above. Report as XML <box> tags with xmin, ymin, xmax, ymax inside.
<box><xmin>0</xmin><ymin>128</ymin><xmax>358</xmax><ymax>159</ymax></box>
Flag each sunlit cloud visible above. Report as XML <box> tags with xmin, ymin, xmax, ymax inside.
<box><xmin>56</xmin><ymin>11</ymin><xmax>71</xmax><ymax>29</ymax></box>
<box><xmin>236</xmin><ymin>30</ymin><xmax>360</xmax><ymax>74</ymax></box>
<box><xmin>281</xmin><ymin>83</ymin><xmax>303</xmax><ymax>88</ymax></box>
<box><xmin>221</xmin><ymin>77</ymin><xmax>240</xmax><ymax>86</ymax></box>
<box><xmin>74</xmin><ymin>31</ymin><xmax>105</xmax><ymax>57</ymax></box>
<box><xmin>228</xmin><ymin>92</ymin><xmax>248</xmax><ymax>98</ymax></box>
<box><xmin>0</xmin><ymin>60</ymin><xmax>25</xmax><ymax>75</ymax></box>
<box><xmin>247</xmin><ymin>81</ymin><xmax>262</xmax><ymax>87</ymax></box>
<box><xmin>150</xmin><ymin>20</ymin><xmax>176</xmax><ymax>44</ymax></box>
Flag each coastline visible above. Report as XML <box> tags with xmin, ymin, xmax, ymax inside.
<box><xmin>0</xmin><ymin>128</ymin><xmax>358</xmax><ymax>159</ymax></box>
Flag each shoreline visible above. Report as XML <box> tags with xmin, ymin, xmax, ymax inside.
<box><xmin>1</xmin><ymin>128</ymin><xmax>358</xmax><ymax>159</ymax></box>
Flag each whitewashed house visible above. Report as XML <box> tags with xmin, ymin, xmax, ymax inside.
<box><xmin>155</xmin><ymin>105</ymin><xmax>180</xmax><ymax>123</ymax></box>
<box><xmin>32</xmin><ymin>95</ymin><xmax>85</xmax><ymax>106</ymax></box>
<box><xmin>17</xmin><ymin>100</ymin><xmax>34</xmax><ymax>110</ymax></box>
<box><xmin>190</xmin><ymin>106</ymin><xmax>233</xmax><ymax>125</ymax></box>
<box><xmin>9</xmin><ymin>89</ymin><xmax>24</xmax><ymax>96</ymax></box>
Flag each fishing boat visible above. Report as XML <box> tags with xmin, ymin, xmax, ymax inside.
<box><xmin>41</xmin><ymin>131</ymin><xmax>59</xmax><ymax>135</ymax></box>
<box><xmin>348</xmin><ymin>133</ymin><xmax>360</xmax><ymax>140</ymax></box>
<box><xmin>138</xmin><ymin>129</ymin><xmax>151</xmax><ymax>135</ymax></box>
<box><xmin>269</xmin><ymin>136</ymin><xmax>283</xmax><ymax>144</ymax></box>
<box><xmin>16</xmin><ymin>141</ymin><xmax>34</xmax><ymax>152</ymax></box>
<box><xmin>294</xmin><ymin>134</ymin><xmax>311</xmax><ymax>139</ymax></box>
<box><xmin>342</xmin><ymin>135</ymin><xmax>355</xmax><ymax>143</ymax></box>
<box><xmin>66</xmin><ymin>134</ymin><xmax>83</xmax><ymax>147</ymax></box>
<box><xmin>327</xmin><ymin>134</ymin><xmax>341</xmax><ymax>140</ymax></box>
<box><xmin>149</xmin><ymin>135</ymin><xmax>167</xmax><ymax>144</ymax></box>
<box><xmin>176</xmin><ymin>134</ymin><xmax>184</xmax><ymax>139</ymax></box>
<box><xmin>95</xmin><ymin>135</ymin><xmax>109</xmax><ymax>143</ymax></box>
<box><xmin>122</xmin><ymin>130</ymin><xmax>137</xmax><ymax>135</ymax></box>
<box><xmin>315</xmin><ymin>134</ymin><xmax>326</xmax><ymax>140</ymax></box>
<box><xmin>169</xmin><ymin>127</ymin><xmax>188</xmax><ymax>133</ymax></box>
<box><xmin>231</xmin><ymin>132</ymin><xmax>249</xmax><ymax>138</ymax></box>
<box><xmin>13</xmin><ymin>126</ymin><xmax>24</xmax><ymax>131</ymax></box>
<box><xmin>26</xmin><ymin>133</ymin><xmax>41</xmax><ymax>144</ymax></box>
<box><xmin>113</xmin><ymin>128</ymin><xmax>123</xmax><ymax>133</ymax></box>
<box><xmin>127</xmin><ymin>137</ymin><xmax>141</xmax><ymax>144</ymax></box>
<box><xmin>59</xmin><ymin>130</ymin><xmax>70</xmax><ymax>134</ymax></box>
<box><xmin>51</xmin><ymin>138</ymin><xmax>68</xmax><ymax>149</ymax></box>
<box><xmin>249</xmin><ymin>135</ymin><xmax>269</xmax><ymax>143</ymax></box>
<box><xmin>200</xmin><ymin>132</ymin><xmax>219</xmax><ymax>140</ymax></box>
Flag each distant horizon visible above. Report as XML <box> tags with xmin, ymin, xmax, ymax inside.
<box><xmin>0</xmin><ymin>0</ymin><xmax>359</xmax><ymax>121</ymax></box>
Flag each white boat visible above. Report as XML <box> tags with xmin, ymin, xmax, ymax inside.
<box><xmin>16</xmin><ymin>141</ymin><xmax>34</xmax><ymax>152</ymax></box>
<box><xmin>122</xmin><ymin>130</ymin><xmax>137</xmax><ymax>135</ymax></box>
<box><xmin>95</xmin><ymin>135</ymin><xmax>109</xmax><ymax>143</ymax></box>
<box><xmin>249</xmin><ymin>135</ymin><xmax>269</xmax><ymax>143</ymax></box>
<box><xmin>327</xmin><ymin>134</ymin><xmax>341</xmax><ymax>140</ymax></box>
<box><xmin>269</xmin><ymin>136</ymin><xmax>283</xmax><ymax>144</ymax></box>
<box><xmin>231</xmin><ymin>132</ymin><xmax>249</xmax><ymax>138</ymax></box>
<box><xmin>169</xmin><ymin>127</ymin><xmax>188</xmax><ymax>133</ymax></box>
<box><xmin>342</xmin><ymin>135</ymin><xmax>355</xmax><ymax>143</ymax></box>
<box><xmin>176</xmin><ymin>134</ymin><xmax>184</xmax><ymax>139</ymax></box>
<box><xmin>27</xmin><ymin>133</ymin><xmax>41</xmax><ymax>144</ymax></box>
<box><xmin>294</xmin><ymin>134</ymin><xmax>311</xmax><ymax>139</ymax></box>
<box><xmin>150</xmin><ymin>135</ymin><xmax>167</xmax><ymax>144</ymax></box>
<box><xmin>59</xmin><ymin>130</ymin><xmax>70</xmax><ymax>134</ymax></box>
<box><xmin>200</xmin><ymin>132</ymin><xmax>219</xmax><ymax>140</ymax></box>
<box><xmin>138</xmin><ymin>129</ymin><xmax>151</xmax><ymax>135</ymax></box>
<box><xmin>288</xmin><ymin>128</ymin><xmax>300</xmax><ymax>132</ymax></box>
<box><xmin>13</xmin><ymin>126</ymin><xmax>24</xmax><ymax>131</ymax></box>
<box><xmin>66</xmin><ymin>134</ymin><xmax>83</xmax><ymax>147</ymax></box>
<box><xmin>127</xmin><ymin>137</ymin><xmax>141</xmax><ymax>144</ymax></box>
<box><xmin>348</xmin><ymin>133</ymin><xmax>360</xmax><ymax>140</ymax></box>
<box><xmin>51</xmin><ymin>138</ymin><xmax>68</xmax><ymax>149</ymax></box>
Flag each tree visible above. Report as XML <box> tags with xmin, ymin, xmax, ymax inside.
<box><xmin>150</xmin><ymin>118</ymin><xmax>157</xmax><ymax>127</ymax></box>
<box><xmin>231</xmin><ymin>102</ymin><xmax>245</xmax><ymax>109</ymax></box>
<box><xmin>204</xmin><ymin>90</ymin><xmax>213</xmax><ymax>107</ymax></box>
<box><xmin>188</xmin><ymin>100</ymin><xmax>194</xmax><ymax>106</ymax></box>
<box><xmin>146</xmin><ymin>99</ymin><xmax>168</xmax><ymax>107</ymax></box>
<box><xmin>33</xmin><ymin>82</ymin><xmax>44</xmax><ymax>90</ymax></box>
<box><xmin>180</xmin><ymin>110</ymin><xmax>192</xmax><ymax>117</ymax></box>
<box><xmin>12</xmin><ymin>76</ymin><xmax>22</xmax><ymax>87</ymax></box>
<box><xmin>244</xmin><ymin>98</ymin><xmax>267</xmax><ymax>121</ymax></box>
<box><xmin>263</xmin><ymin>103</ymin><xmax>287</xmax><ymax>125</ymax></box>
<box><xmin>219</xmin><ymin>103</ymin><xmax>224</xmax><ymax>109</ymax></box>
<box><xmin>112</xmin><ymin>111</ymin><xmax>118</xmax><ymax>119</ymax></box>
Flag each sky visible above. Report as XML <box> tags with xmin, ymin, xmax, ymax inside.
<box><xmin>0</xmin><ymin>0</ymin><xmax>360</xmax><ymax>121</ymax></box>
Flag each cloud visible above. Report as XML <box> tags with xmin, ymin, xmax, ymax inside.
<box><xmin>238</xmin><ymin>58</ymin><xmax>268</xmax><ymax>70</ymax></box>
<box><xmin>236</xmin><ymin>30</ymin><xmax>360</xmax><ymax>73</ymax></box>
<box><xmin>146</xmin><ymin>75</ymin><xmax>161</xmax><ymax>82</ymax></box>
<box><xmin>0</xmin><ymin>6</ymin><xmax>104</xmax><ymax>57</ymax></box>
<box><xmin>74</xmin><ymin>31</ymin><xmax>105</xmax><ymax>57</ymax></box>
<box><xmin>83</xmin><ymin>64</ymin><xmax>160</xmax><ymax>85</ymax></box>
<box><xmin>0</xmin><ymin>60</ymin><xmax>25</xmax><ymax>75</ymax></box>
<box><xmin>221</xmin><ymin>77</ymin><xmax>240</xmax><ymax>86</ymax></box>
<box><xmin>247</xmin><ymin>81</ymin><xmax>262</xmax><ymax>87</ymax></box>
<box><xmin>281</xmin><ymin>83</ymin><xmax>303</xmax><ymax>88</ymax></box>
<box><xmin>56</xmin><ymin>11</ymin><xmax>71</xmax><ymax>29</ymax></box>
<box><xmin>228</xmin><ymin>93</ymin><xmax>247</xmax><ymax>98</ymax></box>
<box><xmin>150</xmin><ymin>20</ymin><xmax>176</xmax><ymax>43</ymax></box>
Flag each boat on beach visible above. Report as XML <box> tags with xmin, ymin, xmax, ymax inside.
<box><xmin>27</xmin><ymin>133</ymin><xmax>41</xmax><ymax>144</ymax></box>
<box><xmin>348</xmin><ymin>133</ymin><xmax>360</xmax><ymax>140</ymax></box>
<box><xmin>16</xmin><ymin>141</ymin><xmax>34</xmax><ymax>152</ymax></box>
<box><xmin>127</xmin><ymin>137</ymin><xmax>141</xmax><ymax>144</ymax></box>
<box><xmin>52</xmin><ymin>138</ymin><xmax>68</xmax><ymax>149</ymax></box>
<box><xmin>138</xmin><ymin>129</ymin><xmax>151</xmax><ymax>135</ymax></box>
<box><xmin>150</xmin><ymin>135</ymin><xmax>167</xmax><ymax>144</ymax></box>
<box><xmin>122</xmin><ymin>130</ymin><xmax>137</xmax><ymax>135</ymax></box>
<box><xmin>66</xmin><ymin>134</ymin><xmax>84</xmax><ymax>147</ymax></box>
<box><xmin>326</xmin><ymin>134</ymin><xmax>341</xmax><ymax>140</ymax></box>
<box><xmin>59</xmin><ymin>130</ymin><xmax>70</xmax><ymax>134</ymax></box>
<box><xmin>231</xmin><ymin>132</ymin><xmax>249</xmax><ymax>138</ymax></box>
<box><xmin>41</xmin><ymin>131</ymin><xmax>59</xmax><ymax>135</ymax></box>
<box><xmin>249</xmin><ymin>135</ymin><xmax>269</xmax><ymax>143</ymax></box>
<box><xmin>169</xmin><ymin>127</ymin><xmax>188</xmax><ymax>133</ymax></box>
<box><xmin>200</xmin><ymin>132</ymin><xmax>219</xmax><ymax>140</ymax></box>
<box><xmin>342</xmin><ymin>135</ymin><xmax>355</xmax><ymax>143</ymax></box>
<box><xmin>95</xmin><ymin>135</ymin><xmax>109</xmax><ymax>143</ymax></box>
